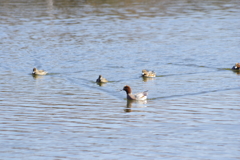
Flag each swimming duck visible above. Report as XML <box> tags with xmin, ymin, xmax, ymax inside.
<box><xmin>122</xmin><ymin>85</ymin><xmax>148</xmax><ymax>100</ymax></box>
<box><xmin>142</xmin><ymin>69</ymin><xmax>156</xmax><ymax>78</ymax></box>
<box><xmin>232</xmin><ymin>63</ymin><xmax>240</xmax><ymax>70</ymax></box>
<box><xmin>96</xmin><ymin>75</ymin><xmax>108</xmax><ymax>83</ymax></box>
<box><xmin>32</xmin><ymin>68</ymin><xmax>48</xmax><ymax>75</ymax></box>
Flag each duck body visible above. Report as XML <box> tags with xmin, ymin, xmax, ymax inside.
<box><xmin>123</xmin><ymin>85</ymin><xmax>148</xmax><ymax>100</ymax></box>
<box><xmin>142</xmin><ymin>69</ymin><xmax>156</xmax><ymax>78</ymax></box>
<box><xmin>32</xmin><ymin>68</ymin><xmax>48</xmax><ymax>75</ymax></box>
<box><xmin>232</xmin><ymin>63</ymin><xmax>240</xmax><ymax>70</ymax></box>
<box><xmin>96</xmin><ymin>75</ymin><xmax>108</xmax><ymax>83</ymax></box>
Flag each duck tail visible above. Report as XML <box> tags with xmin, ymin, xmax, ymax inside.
<box><xmin>143</xmin><ymin>90</ymin><xmax>148</xmax><ymax>96</ymax></box>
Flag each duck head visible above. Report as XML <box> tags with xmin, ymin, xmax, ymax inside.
<box><xmin>236</xmin><ymin>63</ymin><xmax>240</xmax><ymax>68</ymax></box>
<box><xmin>32</xmin><ymin>68</ymin><xmax>37</xmax><ymax>74</ymax></box>
<box><xmin>142</xmin><ymin>69</ymin><xmax>147</xmax><ymax>75</ymax></box>
<box><xmin>232</xmin><ymin>63</ymin><xmax>240</xmax><ymax>70</ymax></box>
<box><xmin>123</xmin><ymin>85</ymin><xmax>132</xmax><ymax>94</ymax></box>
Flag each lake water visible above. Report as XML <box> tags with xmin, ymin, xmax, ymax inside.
<box><xmin>0</xmin><ymin>0</ymin><xmax>239</xmax><ymax>159</ymax></box>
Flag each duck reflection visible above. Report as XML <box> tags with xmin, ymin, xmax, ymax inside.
<box><xmin>32</xmin><ymin>74</ymin><xmax>44</xmax><ymax>79</ymax></box>
<box><xmin>96</xmin><ymin>82</ymin><xmax>107</xmax><ymax>86</ymax></box>
<box><xmin>232</xmin><ymin>70</ymin><xmax>240</xmax><ymax>75</ymax></box>
<box><xmin>142</xmin><ymin>76</ymin><xmax>155</xmax><ymax>82</ymax></box>
<box><xmin>124</xmin><ymin>99</ymin><xmax>147</xmax><ymax>112</ymax></box>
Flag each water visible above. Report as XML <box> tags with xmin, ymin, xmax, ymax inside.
<box><xmin>0</xmin><ymin>0</ymin><xmax>240</xmax><ymax>159</ymax></box>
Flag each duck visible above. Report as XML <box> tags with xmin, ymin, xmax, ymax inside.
<box><xmin>32</xmin><ymin>68</ymin><xmax>48</xmax><ymax>75</ymax></box>
<box><xmin>122</xmin><ymin>85</ymin><xmax>148</xmax><ymax>100</ymax></box>
<box><xmin>232</xmin><ymin>63</ymin><xmax>240</xmax><ymax>70</ymax></box>
<box><xmin>142</xmin><ymin>69</ymin><xmax>156</xmax><ymax>78</ymax></box>
<box><xmin>96</xmin><ymin>75</ymin><xmax>108</xmax><ymax>83</ymax></box>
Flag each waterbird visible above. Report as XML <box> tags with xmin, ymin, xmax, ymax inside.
<box><xmin>32</xmin><ymin>68</ymin><xmax>48</xmax><ymax>75</ymax></box>
<box><xmin>96</xmin><ymin>75</ymin><xmax>108</xmax><ymax>83</ymax></box>
<box><xmin>122</xmin><ymin>85</ymin><xmax>148</xmax><ymax>100</ymax></box>
<box><xmin>232</xmin><ymin>63</ymin><xmax>240</xmax><ymax>70</ymax></box>
<box><xmin>142</xmin><ymin>69</ymin><xmax>156</xmax><ymax>78</ymax></box>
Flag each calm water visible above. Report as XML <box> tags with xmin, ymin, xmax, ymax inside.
<box><xmin>0</xmin><ymin>0</ymin><xmax>240</xmax><ymax>159</ymax></box>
